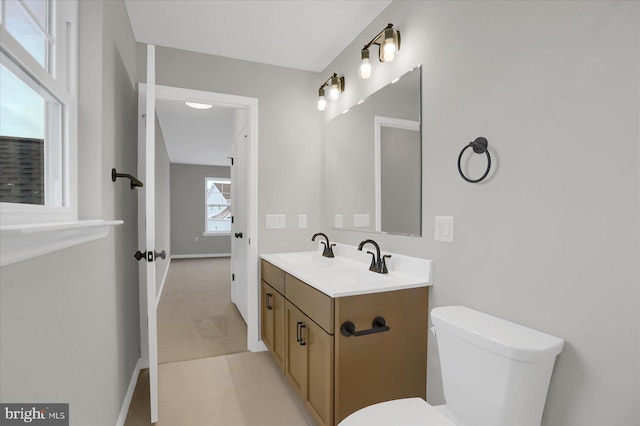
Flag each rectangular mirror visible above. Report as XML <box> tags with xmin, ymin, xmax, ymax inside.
<box><xmin>324</xmin><ymin>65</ymin><xmax>421</xmax><ymax>236</ymax></box>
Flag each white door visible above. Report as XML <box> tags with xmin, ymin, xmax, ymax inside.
<box><xmin>136</xmin><ymin>44</ymin><xmax>159</xmax><ymax>423</ymax></box>
<box><xmin>231</xmin><ymin>127</ymin><xmax>248</xmax><ymax>323</ymax></box>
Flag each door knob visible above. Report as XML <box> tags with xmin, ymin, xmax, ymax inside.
<box><xmin>234</xmin><ymin>232</ymin><xmax>243</xmax><ymax>238</ymax></box>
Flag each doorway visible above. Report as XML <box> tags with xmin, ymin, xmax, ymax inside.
<box><xmin>150</xmin><ymin>84</ymin><xmax>260</xmax><ymax>353</ymax></box>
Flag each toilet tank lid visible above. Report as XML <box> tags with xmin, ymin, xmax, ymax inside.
<box><xmin>431</xmin><ymin>306</ymin><xmax>564</xmax><ymax>362</ymax></box>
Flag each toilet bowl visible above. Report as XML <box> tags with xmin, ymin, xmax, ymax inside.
<box><xmin>338</xmin><ymin>306</ymin><xmax>564</xmax><ymax>426</ymax></box>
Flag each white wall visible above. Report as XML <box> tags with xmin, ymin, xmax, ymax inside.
<box><xmin>322</xmin><ymin>1</ymin><xmax>639</xmax><ymax>425</ymax></box>
<box><xmin>137</xmin><ymin>46</ymin><xmax>324</xmax><ymax>255</ymax></box>
<box><xmin>0</xmin><ymin>1</ymin><xmax>141</xmax><ymax>425</ymax></box>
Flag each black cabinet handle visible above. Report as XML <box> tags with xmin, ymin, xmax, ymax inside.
<box><xmin>296</xmin><ymin>321</ymin><xmax>306</xmax><ymax>346</ymax></box>
<box><xmin>234</xmin><ymin>232</ymin><xmax>243</xmax><ymax>238</ymax></box>
<box><xmin>341</xmin><ymin>316</ymin><xmax>390</xmax><ymax>337</ymax></box>
<box><xmin>266</xmin><ymin>293</ymin><xmax>273</xmax><ymax>310</ymax></box>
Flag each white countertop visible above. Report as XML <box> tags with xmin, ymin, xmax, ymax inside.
<box><xmin>260</xmin><ymin>243</ymin><xmax>432</xmax><ymax>298</ymax></box>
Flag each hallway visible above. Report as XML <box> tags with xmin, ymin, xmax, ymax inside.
<box><xmin>157</xmin><ymin>258</ymin><xmax>247</xmax><ymax>363</ymax></box>
<box><xmin>124</xmin><ymin>258</ymin><xmax>310</xmax><ymax>425</ymax></box>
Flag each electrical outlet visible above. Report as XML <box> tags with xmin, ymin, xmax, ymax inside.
<box><xmin>334</xmin><ymin>214</ymin><xmax>343</xmax><ymax>228</ymax></box>
<box><xmin>298</xmin><ymin>214</ymin><xmax>307</xmax><ymax>229</ymax></box>
<box><xmin>435</xmin><ymin>216</ymin><xmax>454</xmax><ymax>242</ymax></box>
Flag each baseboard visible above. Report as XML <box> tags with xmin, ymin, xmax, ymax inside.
<box><xmin>171</xmin><ymin>253</ymin><xmax>231</xmax><ymax>259</ymax></box>
<box><xmin>115</xmin><ymin>357</ymin><xmax>142</xmax><ymax>426</ymax></box>
<box><xmin>156</xmin><ymin>257</ymin><xmax>172</xmax><ymax>308</ymax></box>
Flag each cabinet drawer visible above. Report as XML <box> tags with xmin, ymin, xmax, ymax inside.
<box><xmin>261</xmin><ymin>260</ymin><xmax>285</xmax><ymax>295</ymax></box>
<box><xmin>285</xmin><ymin>274</ymin><xmax>334</xmax><ymax>334</ymax></box>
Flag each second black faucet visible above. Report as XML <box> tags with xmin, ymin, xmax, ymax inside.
<box><xmin>357</xmin><ymin>239</ymin><xmax>391</xmax><ymax>274</ymax></box>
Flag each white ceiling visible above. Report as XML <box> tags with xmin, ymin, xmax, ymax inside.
<box><xmin>125</xmin><ymin>0</ymin><xmax>391</xmax><ymax>166</ymax></box>
<box><xmin>155</xmin><ymin>99</ymin><xmax>237</xmax><ymax>166</ymax></box>
<box><xmin>124</xmin><ymin>0</ymin><xmax>391</xmax><ymax>72</ymax></box>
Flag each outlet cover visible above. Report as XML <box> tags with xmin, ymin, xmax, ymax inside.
<box><xmin>334</xmin><ymin>214</ymin><xmax>343</xmax><ymax>228</ymax></box>
<box><xmin>435</xmin><ymin>216</ymin><xmax>454</xmax><ymax>242</ymax></box>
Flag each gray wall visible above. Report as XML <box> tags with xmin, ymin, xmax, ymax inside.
<box><xmin>0</xmin><ymin>1</ymin><xmax>140</xmax><ymax>425</ymax></box>
<box><xmin>170</xmin><ymin>163</ymin><xmax>231</xmax><ymax>256</ymax></box>
<box><xmin>155</xmin><ymin>116</ymin><xmax>171</xmax><ymax>293</ymax></box>
<box><xmin>323</xmin><ymin>1</ymin><xmax>639</xmax><ymax>425</ymax></box>
<box><xmin>137</xmin><ymin>45</ymin><xmax>324</xmax><ymax>254</ymax></box>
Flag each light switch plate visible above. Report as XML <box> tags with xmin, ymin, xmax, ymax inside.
<box><xmin>266</xmin><ymin>214</ymin><xmax>286</xmax><ymax>229</ymax></box>
<box><xmin>435</xmin><ymin>216</ymin><xmax>454</xmax><ymax>242</ymax></box>
<box><xmin>298</xmin><ymin>214</ymin><xmax>307</xmax><ymax>229</ymax></box>
<box><xmin>334</xmin><ymin>214</ymin><xmax>343</xmax><ymax>228</ymax></box>
<box><xmin>354</xmin><ymin>213</ymin><xmax>370</xmax><ymax>228</ymax></box>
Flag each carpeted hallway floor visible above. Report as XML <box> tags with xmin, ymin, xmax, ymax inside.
<box><xmin>158</xmin><ymin>257</ymin><xmax>248</xmax><ymax>364</ymax></box>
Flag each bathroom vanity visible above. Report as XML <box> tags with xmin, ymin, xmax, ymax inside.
<box><xmin>260</xmin><ymin>245</ymin><xmax>432</xmax><ymax>426</ymax></box>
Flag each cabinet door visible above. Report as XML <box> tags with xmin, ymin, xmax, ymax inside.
<box><xmin>285</xmin><ymin>301</ymin><xmax>334</xmax><ymax>426</ymax></box>
<box><xmin>306</xmin><ymin>316</ymin><xmax>334</xmax><ymax>426</ymax></box>
<box><xmin>285</xmin><ymin>301</ymin><xmax>308</xmax><ymax>399</ymax></box>
<box><xmin>262</xmin><ymin>281</ymin><xmax>285</xmax><ymax>372</ymax></box>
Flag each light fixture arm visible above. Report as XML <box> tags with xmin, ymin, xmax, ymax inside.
<box><xmin>363</xmin><ymin>23</ymin><xmax>394</xmax><ymax>50</ymax></box>
<box><xmin>361</xmin><ymin>23</ymin><xmax>401</xmax><ymax>63</ymax></box>
<box><xmin>318</xmin><ymin>73</ymin><xmax>343</xmax><ymax>91</ymax></box>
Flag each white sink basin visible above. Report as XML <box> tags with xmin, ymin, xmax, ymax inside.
<box><xmin>271</xmin><ymin>251</ymin><xmax>338</xmax><ymax>269</ymax></box>
<box><xmin>261</xmin><ymin>245</ymin><xmax>432</xmax><ymax>298</ymax></box>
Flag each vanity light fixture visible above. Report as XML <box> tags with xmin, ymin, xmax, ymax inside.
<box><xmin>359</xmin><ymin>23</ymin><xmax>401</xmax><ymax>79</ymax></box>
<box><xmin>185</xmin><ymin>101</ymin><xmax>213</xmax><ymax>110</ymax></box>
<box><xmin>317</xmin><ymin>73</ymin><xmax>345</xmax><ymax>111</ymax></box>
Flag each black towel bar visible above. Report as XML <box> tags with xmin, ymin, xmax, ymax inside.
<box><xmin>341</xmin><ymin>316</ymin><xmax>390</xmax><ymax>337</ymax></box>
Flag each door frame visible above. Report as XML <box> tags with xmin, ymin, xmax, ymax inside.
<box><xmin>144</xmin><ymin>84</ymin><xmax>262</xmax><ymax>352</ymax></box>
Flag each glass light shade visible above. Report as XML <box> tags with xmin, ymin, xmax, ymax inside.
<box><xmin>317</xmin><ymin>95</ymin><xmax>327</xmax><ymax>111</ymax></box>
<box><xmin>381</xmin><ymin>27</ymin><xmax>399</xmax><ymax>62</ymax></box>
<box><xmin>382</xmin><ymin>40</ymin><xmax>396</xmax><ymax>62</ymax></box>
<box><xmin>329</xmin><ymin>77</ymin><xmax>341</xmax><ymax>101</ymax></box>
<box><xmin>359</xmin><ymin>58</ymin><xmax>372</xmax><ymax>79</ymax></box>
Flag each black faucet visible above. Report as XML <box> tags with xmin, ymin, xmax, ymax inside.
<box><xmin>312</xmin><ymin>233</ymin><xmax>335</xmax><ymax>258</ymax></box>
<box><xmin>357</xmin><ymin>239</ymin><xmax>392</xmax><ymax>274</ymax></box>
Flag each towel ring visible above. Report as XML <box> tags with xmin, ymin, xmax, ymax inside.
<box><xmin>458</xmin><ymin>137</ymin><xmax>491</xmax><ymax>183</ymax></box>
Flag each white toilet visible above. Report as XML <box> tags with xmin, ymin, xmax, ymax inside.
<box><xmin>339</xmin><ymin>305</ymin><xmax>564</xmax><ymax>426</ymax></box>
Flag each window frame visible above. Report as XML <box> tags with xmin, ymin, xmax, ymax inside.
<box><xmin>0</xmin><ymin>0</ymin><xmax>78</xmax><ymax>226</ymax></box>
<box><xmin>203</xmin><ymin>177</ymin><xmax>231</xmax><ymax>236</ymax></box>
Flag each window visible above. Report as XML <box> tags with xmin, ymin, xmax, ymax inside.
<box><xmin>0</xmin><ymin>0</ymin><xmax>77</xmax><ymax>224</ymax></box>
<box><xmin>205</xmin><ymin>177</ymin><xmax>231</xmax><ymax>234</ymax></box>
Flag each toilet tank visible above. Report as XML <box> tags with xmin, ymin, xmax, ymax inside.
<box><xmin>431</xmin><ymin>306</ymin><xmax>564</xmax><ymax>426</ymax></box>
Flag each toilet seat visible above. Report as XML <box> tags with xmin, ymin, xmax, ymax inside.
<box><xmin>338</xmin><ymin>398</ymin><xmax>457</xmax><ymax>426</ymax></box>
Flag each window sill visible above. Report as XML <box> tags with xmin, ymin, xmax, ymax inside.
<box><xmin>0</xmin><ymin>220</ymin><xmax>123</xmax><ymax>267</ymax></box>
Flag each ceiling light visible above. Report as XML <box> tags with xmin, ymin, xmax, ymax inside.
<box><xmin>358</xmin><ymin>23</ymin><xmax>401</xmax><ymax>78</ymax></box>
<box><xmin>185</xmin><ymin>101</ymin><xmax>213</xmax><ymax>110</ymax></box>
<box><xmin>316</xmin><ymin>73</ymin><xmax>345</xmax><ymax>111</ymax></box>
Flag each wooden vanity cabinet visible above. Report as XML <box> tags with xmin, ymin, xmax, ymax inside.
<box><xmin>260</xmin><ymin>259</ymin><xmax>428</xmax><ymax>426</ymax></box>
